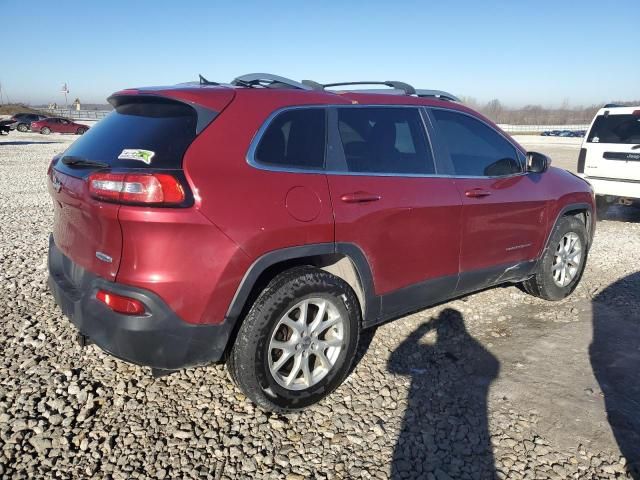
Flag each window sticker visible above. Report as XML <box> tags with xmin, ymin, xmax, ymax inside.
<box><xmin>118</xmin><ymin>149</ymin><xmax>155</xmax><ymax>164</ymax></box>
<box><xmin>592</xmin><ymin>137</ymin><xmax>599</xmax><ymax>143</ymax></box>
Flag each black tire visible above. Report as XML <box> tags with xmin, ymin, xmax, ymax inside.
<box><xmin>76</xmin><ymin>127</ymin><xmax>87</xmax><ymax>135</ymax></box>
<box><xmin>227</xmin><ymin>266</ymin><xmax>361</xmax><ymax>412</ymax></box>
<box><xmin>41</xmin><ymin>127</ymin><xmax>51</xmax><ymax>135</ymax></box>
<box><xmin>16</xmin><ymin>123</ymin><xmax>28</xmax><ymax>132</ymax></box>
<box><xmin>596</xmin><ymin>195</ymin><xmax>611</xmax><ymax>220</ymax></box>
<box><xmin>522</xmin><ymin>215</ymin><xmax>588</xmax><ymax>301</ymax></box>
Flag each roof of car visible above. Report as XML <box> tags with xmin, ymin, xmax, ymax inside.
<box><xmin>596</xmin><ymin>105</ymin><xmax>640</xmax><ymax>115</ymax></box>
<box><xmin>113</xmin><ymin>73</ymin><xmax>498</xmax><ymax>130</ymax></box>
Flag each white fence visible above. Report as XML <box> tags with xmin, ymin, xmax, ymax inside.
<box><xmin>34</xmin><ymin>108</ymin><xmax>590</xmax><ymax>134</ymax></box>
<box><xmin>498</xmin><ymin>124</ymin><xmax>589</xmax><ymax>133</ymax></box>
<box><xmin>42</xmin><ymin>108</ymin><xmax>110</xmax><ymax>121</ymax></box>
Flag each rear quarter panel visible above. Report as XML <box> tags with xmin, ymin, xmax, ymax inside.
<box><xmin>184</xmin><ymin>90</ymin><xmax>347</xmax><ymax>257</ymax></box>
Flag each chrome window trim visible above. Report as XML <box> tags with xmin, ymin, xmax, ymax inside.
<box><xmin>427</xmin><ymin>106</ymin><xmax>528</xmax><ymax>178</ymax></box>
<box><xmin>246</xmin><ymin>104</ymin><xmax>444</xmax><ymax>178</ymax></box>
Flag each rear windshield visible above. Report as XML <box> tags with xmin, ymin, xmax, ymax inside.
<box><xmin>61</xmin><ymin>98</ymin><xmax>198</xmax><ymax>169</ymax></box>
<box><xmin>587</xmin><ymin>114</ymin><xmax>640</xmax><ymax>144</ymax></box>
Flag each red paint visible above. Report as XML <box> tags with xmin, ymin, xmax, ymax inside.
<box><xmin>31</xmin><ymin>117</ymin><xmax>88</xmax><ymax>134</ymax></box>
<box><xmin>48</xmin><ymin>169</ymin><xmax>122</xmax><ymax>280</ymax></box>
<box><xmin>285</xmin><ymin>186</ymin><xmax>322</xmax><ymax>222</ymax></box>
<box><xmin>329</xmin><ymin>175</ymin><xmax>462</xmax><ymax>294</ymax></box>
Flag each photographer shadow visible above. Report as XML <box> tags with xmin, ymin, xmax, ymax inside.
<box><xmin>388</xmin><ymin>308</ymin><xmax>500</xmax><ymax>479</ymax></box>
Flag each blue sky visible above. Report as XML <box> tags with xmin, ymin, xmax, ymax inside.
<box><xmin>3</xmin><ymin>0</ymin><xmax>638</xmax><ymax>107</ymax></box>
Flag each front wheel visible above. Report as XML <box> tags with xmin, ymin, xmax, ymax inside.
<box><xmin>17</xmin><ymin>123</ymin><xmax>28</xmax><ymax>132</ymax></box>
<box><xmin>522</xmin><ymin>215</ymin><xmax>588</xmax><ymax>301</ymax></box>
<box><xmin>76</xmin><ymin>127</ymin><xmax>87</xmax><ymax>135</ymax></box>
<box><xmin>227</xmin><ymin>266</ymin><xmax>361</xmax><ymax>412</ymax></box>
<box><xmin>40</xmin><ymin>127</ymin><xmax>51</xmax><ymax>135</ymax></box>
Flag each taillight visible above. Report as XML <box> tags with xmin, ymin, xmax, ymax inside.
<box><xmin>47</xmin><ymin>156</ymin><xmax>58</xmax><ymax>175</ymax></box>
<box><xmin>88</xmin><ymin>172</ymin><xmax>185</xmax><ymax>205</ymax></box>
<box><xmin>96</xmin><ymin>289</ymin><xmax>145</xmax><ymax>315</ymax></box>
<box><xmin>577</xmin><ymin>148</ymin><xmax>586</xmax><ymax>174</ymax></box>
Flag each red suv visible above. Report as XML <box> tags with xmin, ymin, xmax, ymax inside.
<box><xmin>48</xmin><ymin>74</ymin><xmax>595</xmax><ymax>411</ymax></box>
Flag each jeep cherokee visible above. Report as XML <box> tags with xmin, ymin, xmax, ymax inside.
<box><xmin>48</xmin><ymin>73</ymin><xmax>595</xmax><ymax>411</ymax></box>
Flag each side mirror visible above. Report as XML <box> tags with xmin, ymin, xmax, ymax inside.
<box><xmin>527</xmin><ymin>151</ymin><xmax>551</xmax><ymax>173</ymax></box>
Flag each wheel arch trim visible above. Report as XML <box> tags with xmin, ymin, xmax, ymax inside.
<box><xmin>541</xmin><ymin>202</ymin><xmax>594</xmax><ymax>258</ymax></box>
<box><xmin>224</xmin><ymin>242</ymin><xmax>379</xmax><ymax>325</ymax></box>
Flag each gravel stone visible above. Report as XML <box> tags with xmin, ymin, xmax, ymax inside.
<box><xmin>1</xmin><ymin>130</ymin><xmax>638</xmax><ymax>478</ymax></box>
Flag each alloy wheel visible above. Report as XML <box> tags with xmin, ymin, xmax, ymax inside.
<box><xmin>268</xmin><ymin>297</ymin><xmax>345</xmax><ymax>391</ymax></box>
<box><xmin>552</xmin><ymin>232</ymin><xmax>582</xmax><ymax>287</ymax></box>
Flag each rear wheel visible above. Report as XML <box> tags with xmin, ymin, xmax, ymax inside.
<box><xmin>522</xmin><ymin>215</ymin><xmax>588</xmax><ymax>301</ymax></box>
<box><xmin>41</xmin><ymin>127</ymin><xmax>51</xmax><ymax>135</ymax></box>
<box><xmin>76</xmin><ymin>127</ymin><xmax>87</xmax><ymax>135</ymax></box>
<box><xmin>227</xmin><ymin>266</ymin><xmax>361</xmax><ymax>412</ymax></box>
<box><xmin>17</xmin><ymin>123</ymin><xmax>28</xmax><ymax>132</ymax></box>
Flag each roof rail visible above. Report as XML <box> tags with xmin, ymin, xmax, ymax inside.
<box><xmin>603</xmin><ymin>103</ymin><xmax>624</xmax><ymax>108</ymax></box>
<box><xmin>415</xmin><ymin>89</ymin><xmax>460</xmax><ymax>102</ymax></box>
<box><xmin>302</xmin><ymin>80</ymin><xmax>416</xmax><ymax>96</ymax></box>
<box><xmin>231</xmin><ymin>73</ymin><xmax>312</xmax><ymax>90</ymax></box>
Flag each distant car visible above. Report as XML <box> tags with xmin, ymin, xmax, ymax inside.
<box><xmin>11</xmin><ymin>113</ymin><xmax>48</xmax><ymax>132</ymax></box>
<box><xmin>0</xmin><ymin>119</ymin><xmax>17</xmax><ymax>135</ymax></box>
<box><xmin>31</xmin><ymin>117</ymin><xmax>89</xmax><ymax>135</ymax></box>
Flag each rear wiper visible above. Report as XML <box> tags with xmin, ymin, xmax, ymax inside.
<box><xmin>61</xmin><ymin>156</ymin><xmax>109</xmax><ymax>168</ymax></box>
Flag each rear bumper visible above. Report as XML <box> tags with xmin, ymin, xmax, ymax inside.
<box><xmin>582</xmin><ymin>176</ymin><xmax>640</xmax><ymax>199</ymax></box>
<box><xmin>47</xmin><ymin>235</ymin><xmax>233</xmax><ymax>370</ymax></box>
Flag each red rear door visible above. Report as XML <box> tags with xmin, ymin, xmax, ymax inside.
<box><xmin>327</xmin><ymin>106</ymin><xmax>462</xmax><ymax>317</ymax></box>
<box><xmin>58</xmin><ymin>119</ymin><xmax>73</xmax><ymax>133</ymax></box>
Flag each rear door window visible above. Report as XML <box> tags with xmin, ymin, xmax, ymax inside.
<box><xmin>254</xmin><ymin>108</ymin><xmax>326</xmax><ymax>170</ymax></box>
<box><xmin>432</xmin><ymin>109</ymin><xmax>521</xmax><ymax>177</ymax></box>
<box><xmin>587</xmin><ymin>114</ymin><xmax>640</xmax><ymax>144</ymax></box>
<box><xmin>58</xmin><ymin>97</ymin><xmax>199</xmax><ymax>174</ymax></box>
<box><xmin>336</xmin><ymin>107</ymin><xmax>435</xmax><ymax>175</ymax></box>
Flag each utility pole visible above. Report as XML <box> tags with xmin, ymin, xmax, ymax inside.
<box><xmin>61</xmin><ymin>82</ymin><xmax>69</xmax><ymax>109</ymax></box>
<box><xmin>0</xmin><ymin>82</ymin><xmax>3</xmax><ymax>105</ymax></box>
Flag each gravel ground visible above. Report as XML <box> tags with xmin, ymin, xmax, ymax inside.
<box><xmin>1</xmin><ymin>131</ymin><xmax>639</xmax><ymax>479</ymax></box>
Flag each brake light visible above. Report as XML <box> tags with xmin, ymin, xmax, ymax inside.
<box><xmin>633</xmin><ymin>110</ymin><xmax>640</xmax><ymax>116</ymax></box>
<box><xmin>96</xmin><ymin>289</ymin><xmax>145</xmax><ymax>315</ymax></box>
<box><xmin>577</xmin><ymin>148</ymin><xmax>586</xmax><ymax>173</ymax></box>
<box><xmin>88</xmin><ymin>172</ymin><xmax>185</xmax><ymax>205</ymax></box>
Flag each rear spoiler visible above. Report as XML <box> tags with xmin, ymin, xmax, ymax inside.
<box><xmin>107</xmin><ymin>93</ymin><xmax>219</xmax><ymax>135</ymax></box>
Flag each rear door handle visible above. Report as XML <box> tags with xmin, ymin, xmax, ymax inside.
<box><xmin>464</xmin><ymin>188</ymin><xmax>492</xmax><ymax>198</ymax></box>
<box><xmin>340</xmin><ymin>191</ymin><xmax>382</xmax><ymax>203</ymax></box>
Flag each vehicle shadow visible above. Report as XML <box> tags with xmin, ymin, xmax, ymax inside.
<box><xmin>0</xmin><ymin>141</ymin><xmax>62</xmax><ymax>146</ymax></box>
<box><xmin>388</xmin><ymin>308</ymin><xmax>499</xmax><ymax>479</ymax></box>
<box><xmin>600</xmin><ymin>204</ymin><xmax>640</xmax><ymax>223</ymax></box>
<box><xmin>590</xmin><ymin>272</ymin><xmax>640</xmax><ymax>478</ymax></box>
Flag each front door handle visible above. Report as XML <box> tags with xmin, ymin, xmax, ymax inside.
<box><xmin>340</xmin><ymin>191</ymin><xmax>382</xmax><ymax>203</ymax></box>
<box><xmin>465</xmin><ymin>188</ymin><xmax>492</xmax><ymax>198</ymax></box>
